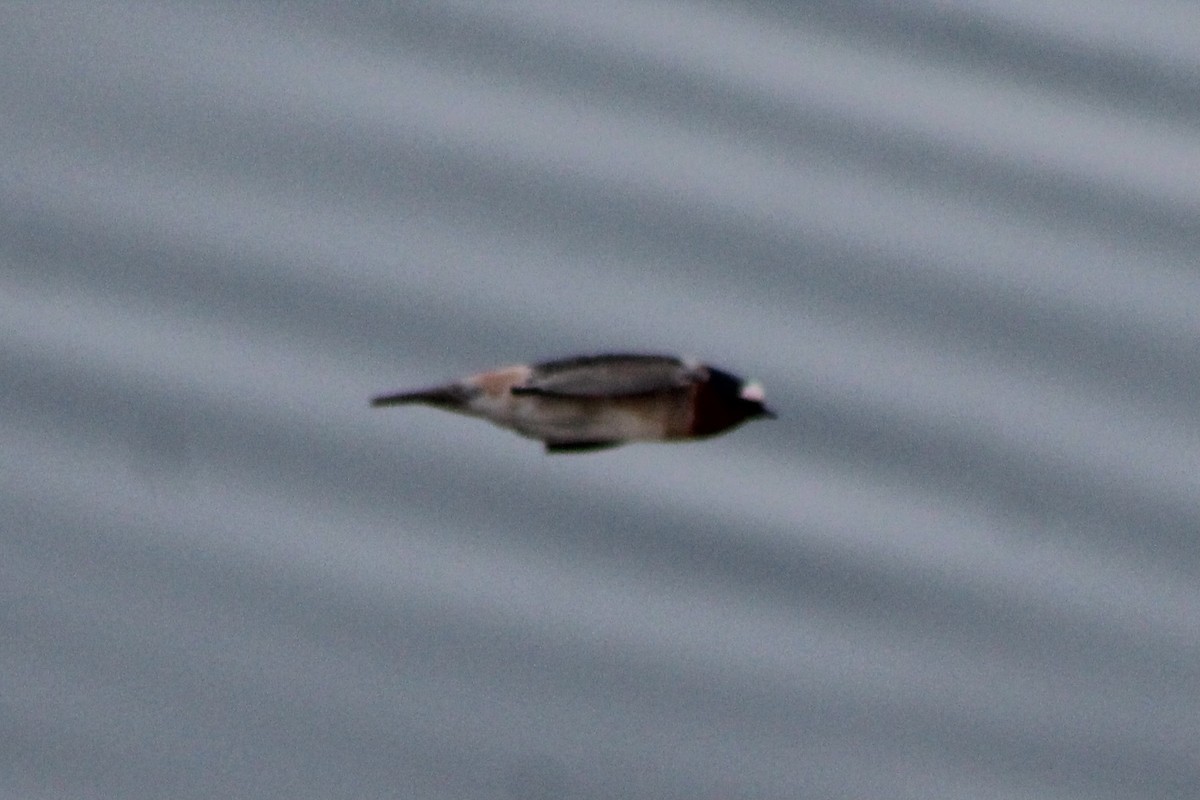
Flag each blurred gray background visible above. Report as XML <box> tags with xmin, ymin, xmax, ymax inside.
<box><xmin>3</xmin><ymin>2</ymin><xmax>1199</xmax><ymax>798</ymax></box>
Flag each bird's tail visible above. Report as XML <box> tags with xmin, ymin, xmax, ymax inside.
<box><xmin>370</xmin><ymin>384</ymin><xmax>472</xmax><ymax>409</ymax></box>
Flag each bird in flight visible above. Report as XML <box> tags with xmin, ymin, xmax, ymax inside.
<box><xmin>371</xmin><ymin>353</ymin><xmax>774</xmax><ymax>453</ymax></box>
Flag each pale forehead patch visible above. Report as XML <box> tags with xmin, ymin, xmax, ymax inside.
<box><xmin>740</xmin><ymin>381</ymin><xmax>765</xmax><ymax>402</ymax></box>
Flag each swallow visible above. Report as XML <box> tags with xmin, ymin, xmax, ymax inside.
<box><xmin>370</xmin><ymin>353</ymin><xmax>775</xmax><ymax>453</ymax></box>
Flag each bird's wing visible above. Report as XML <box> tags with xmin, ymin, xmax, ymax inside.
<box><xmin>513</xmin><ymin>354</ymin><xmax>702</xmax><ymax>398</ymax></box>
<box><xmin>544</xmin><ymin>439</ymin><xmax>625</xmax><ymax>453</ymax></box>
